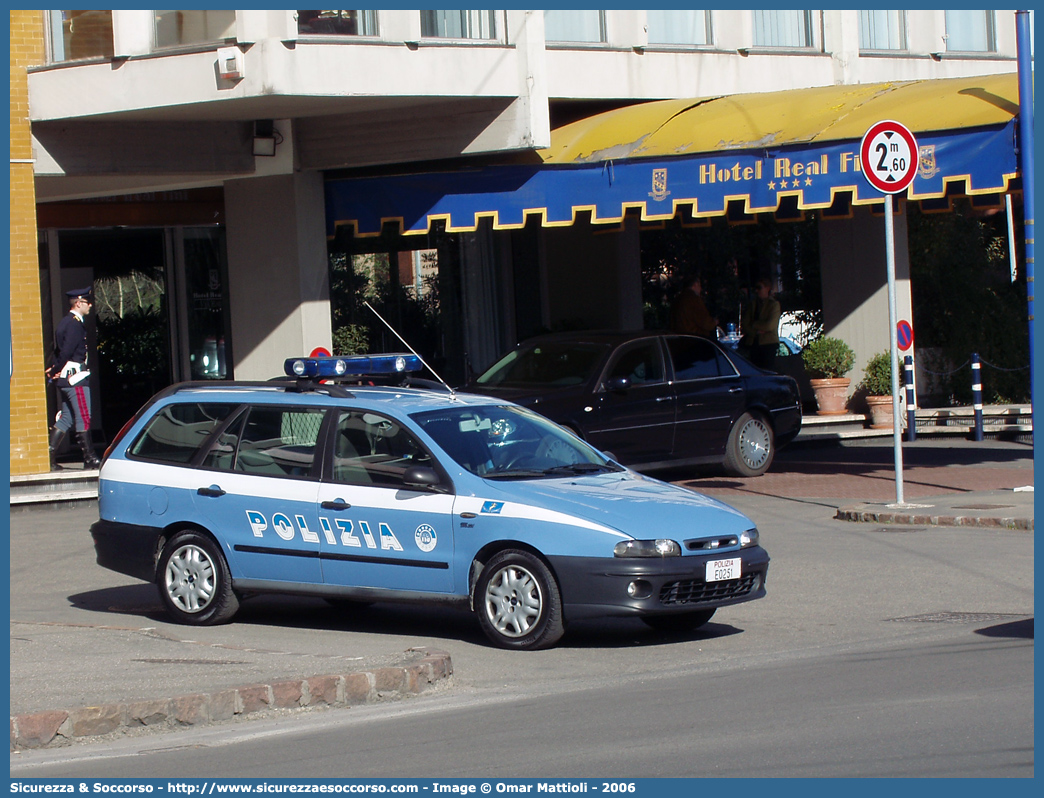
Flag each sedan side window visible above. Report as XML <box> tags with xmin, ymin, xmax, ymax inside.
<box><xmin>333</xmin><ymin>410</ymin><xmax>432</xmax><ymax>487</ymax></box>
<box><xmin>668</xmin><ymin>337</ymin><xmax>722</xmax><ymax>381</ymax></box>
<box><xmin>606</xmin><ymin>341</ymin><xmax>665</xmax><ymax>385</ymax></box>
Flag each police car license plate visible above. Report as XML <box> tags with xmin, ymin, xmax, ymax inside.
<box><xmin>706</xmin><ymin>558</ymin><xmax>741</xmax><ymax>582</ymax></box>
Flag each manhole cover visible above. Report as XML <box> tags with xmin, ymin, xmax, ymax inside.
<box><xmin>952</xmin><ymin>504</ymin><xmax>1015</xmax><ymax>510</ymax></box>
<box><xmin>886</xmin><ymin>612</ymin><xmax>1022</xmax><ymax>624</ymax></box>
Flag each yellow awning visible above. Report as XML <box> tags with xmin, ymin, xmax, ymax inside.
<box><xmin>538</xmin><ymin>72</ymin><xmax>1019</xmax><ymax>164</ymax></box>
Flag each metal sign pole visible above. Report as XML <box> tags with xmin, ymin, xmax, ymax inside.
<box><xmin>884</xmin><ymin>194</ymin><xmax>905</xmax><ymax>506</ymax></box>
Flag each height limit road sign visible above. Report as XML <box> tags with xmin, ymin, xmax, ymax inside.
<box><xmin>860</xmin><ymin>120</ymin><xmax>918</xmax><ymax>194</ymax></box>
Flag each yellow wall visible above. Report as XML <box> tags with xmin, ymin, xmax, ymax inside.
<box><xmin>9</xmin><ymin>10</ymin><xmax>50</xmax><ymax>475</ymax></box>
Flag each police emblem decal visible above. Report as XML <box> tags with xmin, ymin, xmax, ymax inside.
<box><xmin>415</xmin><ymin>524</ymin><xmax>438</xmax><ymax>552</ymax></box>
<box><xmin>480</xmin><ymin>501</ymin><xmax>504</xmax><ymax>514</ymax></box>
<box><xmin>918</xmin><ymin>145</ymin><xmax>939</xmax><ymax>179</ymax></box>
<box><xmin>650</xmin><ymin>168</ymin><xmax>670</xmax><ymax>201</ymax></box>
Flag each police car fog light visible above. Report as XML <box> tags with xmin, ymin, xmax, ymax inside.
<box><xmin>627</xmin><ymin>580</ymin><xmax>652</xmax><ymax>599</ymax></box>
<box><xmin>614</xmin><ymin>539</ymin><xmax>681</xmax><ymax>558</ymax></box>
<box><xmin>740</xmin><ymin>528</ymin><xmax>760</xmax><ymax>548</ymax></box>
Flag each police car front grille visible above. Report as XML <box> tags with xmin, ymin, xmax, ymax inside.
<box><xmin>659</xmin><ymin>573</ymin><xmax>758</xmax><ymax>605</ymax></box>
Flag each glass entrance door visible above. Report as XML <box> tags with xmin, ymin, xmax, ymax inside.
<box><xmin>47</xmin><ymin>226</ymin><xmax>231</xmax><ymax>445</ymax></box>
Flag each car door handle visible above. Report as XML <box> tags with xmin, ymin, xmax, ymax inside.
<box><xmin>197</xmin><ymin>486</ymin><xmax>226</xmax><ymax>498</ymax></box>
<box><xmin>655</xmin><ymin>396</ymin><xmax>673</xmax><ymax>402</ymax></box>
<box><xmin>321</xmin><ymin>499</ymin><xmax>352</xmax><ymax>511</ymax></box>
<box><xmin>728</xmin><ymin>386</ymin><xmax>743</xmax><ymax>393</ymax></box>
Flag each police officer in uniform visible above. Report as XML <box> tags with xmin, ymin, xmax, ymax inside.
<box><xmin>45</xmin><ymin>286</ymin><xmax>100</xmax><ymax>469</ymax></box>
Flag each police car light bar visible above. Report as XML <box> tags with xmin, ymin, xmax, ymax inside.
<box><xmin>284</xmin><ymin>354</ymin><xmax>423</xmax><ymax>379</ymax></box>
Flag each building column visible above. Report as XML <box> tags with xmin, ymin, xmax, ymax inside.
<box><xmin>819</xmin><ymin>202</ymin><xmax>915</xmax><ymax>381</ymax></box>
<box><xmin>224</xmin><ymin>172</ymin><xmax>332</xmax><ymax>380</ymax></box>
<box><xmin>10</xmin><ymin>9</ymin><xmax>51</xmax><ymax>475</ymax></box>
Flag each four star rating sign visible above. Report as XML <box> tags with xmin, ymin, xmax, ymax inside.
<box><xmin>860</xmin><ymin>120</ymin><xmax>918</xmax><ymax>194</ymax></box>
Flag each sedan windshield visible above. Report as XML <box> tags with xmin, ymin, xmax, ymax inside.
<box><xmin>413</xmin><ymin>405</ymin><xmax>621</xmax><ymax>479</ymax></box>
<box><xmin>473</xmin><ymin>342</ymin><xmax>608</xmax><ymax>388</ymax></box>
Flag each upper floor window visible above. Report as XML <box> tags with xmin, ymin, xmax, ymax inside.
<box><xmin>420</xmin><ymin>10</ymin><xmax>496</xmax><ymax>40</ymax></box>
<box><xmin>646</xmin><ymin>10</ymin><xmax>710</xmax><ymax>46</ymax></box>
<box><xmin>297</xmin><ymin>10</ymin><xmax>378</xmax><ymax>36</ymax></box>
<box><xmin>752</xmin><ymin>10</ymin><xmax>813</xmax><ymax>48</ymax></box>
<box><xmin>544</xmin><ymin>10</ymin><xmax>606</xmax><ymax>43</ymax></box>
<box><xmin>944</xmin><ymin>10</ymin><xmax>996</xmax><ymax>52</ymax></box>
<box><xmin>47</xmin><ymin>10</ymin><xmax>113</xmax><ymax>62</ymax></box>
<box><xmin>154</xmin><ymin>10</ymin><xmax>236</xmax><ymax>49</ymax></box>
<box><xmin>859</xmin><ymin>10</ymin><xmax>907</xmax><ymax>50</ymax></box>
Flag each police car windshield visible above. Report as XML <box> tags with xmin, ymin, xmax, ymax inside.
<box><xmin>412</xmin><ymin>405</ymin><xmax>619</xmax><ymax>479</ymax></box>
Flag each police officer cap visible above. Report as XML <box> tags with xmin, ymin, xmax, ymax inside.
<box><xmin>65</xmin><ymin>287</ymin><xmax>93</xmax><ymax>301</ymax></box>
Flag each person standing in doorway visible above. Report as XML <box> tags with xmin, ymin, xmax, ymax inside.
<box><xmin>740</xmin><ymin>277</ymin><xmax>781</xmax><ymax>371</ymax></box>
<box><xmin>669</xmin><ymin>271</ymin><xmax>719</xmax><ymax>338</ymax></box>
<box><xmin>45</xmin><ymin>286</ymin><xmax>100</xmax><ymax>469</ymax></box>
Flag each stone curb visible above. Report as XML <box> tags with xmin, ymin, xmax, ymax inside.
<box><xmin>10</xmin><ymin>648</ymin><xmax>452</xmax><ymax>751</ymax></box>
<box><xmin>835</xmin><ymin>506</ymin><xmax>1033</xmax><ymax>531</ymax></box>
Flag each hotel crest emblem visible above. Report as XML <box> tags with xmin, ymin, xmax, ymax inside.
<box><xmin>649</xmin><ymin>168</ymin><xmax>670</xmax><ymax>201</ymax></box>
<box><xmin>918</xmin><ymin>145</ymin><xmax>939</xmax><ymax>179</ymax></box>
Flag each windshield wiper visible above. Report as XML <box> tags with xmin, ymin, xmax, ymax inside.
<box><xmin>485</xmin><ymin>469</ymin><xmax>547</xmax><ymax>480</ymax></box>
<box><xmin>540</xmin><ymin>462</ymin><xmax>620</xmax><ymax>476</ymax></box>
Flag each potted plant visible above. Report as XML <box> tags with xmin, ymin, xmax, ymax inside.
<box><xmin>860</xmin><ymin>351</ymin><xmax>897</xmax><ymax>429</ymax></box>
<box><xmin>801</xmin><ymin>336</ymin><xmax>855</xmax><ymax>415</ymax></box>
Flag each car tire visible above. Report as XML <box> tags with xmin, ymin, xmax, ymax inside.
<box><xmin>641</xmin><ymin>609</ymin><xmax>716</xmax><ymax>632</ymax></box>
<box><xmin>475</xmin><ymin>549</ymin><xmax>565</xmax><ymax>650</ymax></box>
<box><xmin>157</xmin><ymin>530</ymin><xmax>239</xmax><ymax>625</ymax></box>
<box><xmin>724</xmin><ymin>412</ymin><xmax>774</xmax><ymax>477</ymax></box>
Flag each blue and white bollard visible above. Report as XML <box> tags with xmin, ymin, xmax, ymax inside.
<box><xmin>904</xmin><ymin>355</ymin><xmax>916</xmax><ymax>442</ymax></box>
<box><xmin>971</xmin><ymin>353</ymin><xmax>984</xmax><ymax>441</ymax></box>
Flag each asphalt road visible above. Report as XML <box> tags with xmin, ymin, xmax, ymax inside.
<box><xmin>10</xmin><ymin>457</ymin><xmax>1034</xmax><ymax>778</ymax></box>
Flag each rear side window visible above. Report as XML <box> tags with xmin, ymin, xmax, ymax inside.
<box><xmin>668</xmin><ymin>337</ymin><xmax>728</xmax><ymax>381</ymax></box>
<box><xmin>203</xmin><ymin>406</ymin><xmax>326</xmax><ymax>478</ymax></box>
<box><xmin>128</xmin><ymin>403</ymin><xmax>238</xmax><ymax>463</ymax></box>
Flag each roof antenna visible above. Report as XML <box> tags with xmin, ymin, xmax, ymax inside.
<box><xmin>364</xmin><ymin>300</ymin><xmax>456</xmax><ymax>400</ymax></box>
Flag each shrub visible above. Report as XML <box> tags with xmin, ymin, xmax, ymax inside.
<box><xmin>859</xmin><ymin>352</ymin><xmax>894</xmax><ymax>396</ymax></box>
<box><xmin>332</xmin><ymin>324</ymin><xmax>370</xmax><ymax>356</ymax></box>
<box><xmin>801</xmin><ymin>336</ymin><xmax>855</xmax><ymax>379</ymax></box>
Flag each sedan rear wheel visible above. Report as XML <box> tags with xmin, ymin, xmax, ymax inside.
<box><xmin>475</xmin><ymin>550</ymin><xmax>564</xmax><ymax>650</ymax></box>
<box><xmin>725</xmin><ymin>412</ymin><xmax>774</xmax><ymax>477</ymax></box>
<box><xmin>158</xmin><ymin>530</ymin><xmax>239</xmax><ymax>625</ymax></box>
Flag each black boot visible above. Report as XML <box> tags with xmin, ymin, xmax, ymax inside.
<box><xmin>77</xmin><ymin>429</ymin><xmax>101</xmax><ymax>469</ymax></box>
<box><xmin>48</xmin><ymin>428</ymin><xmax>67</xmax><ymax>471</ymax></box>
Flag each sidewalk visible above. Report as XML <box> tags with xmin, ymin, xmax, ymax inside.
<box><xmin>10</xmin><ymin>628</ymin><xmax>453</xmax><ymax>750</ymax></box>
<box><xmin>684</xmin><ymin>436</ymin><xmax>1034</xmax><ymax>530</ymax></box>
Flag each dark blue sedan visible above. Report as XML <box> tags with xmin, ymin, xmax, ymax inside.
<box><xmin>465</xmin><ymin>331</ymin><xmax>802</xmax><ymax>476</ymax></box>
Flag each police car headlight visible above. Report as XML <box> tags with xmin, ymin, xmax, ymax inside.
<box><xmin>740</xmin><ymin>528</ymin><xmax>759</xmax><ymax>548</ymax></box>
<box><xmin>614</xmin><ymin>539</ymin><xmax>681</xmax><ymax>558</ymax></box>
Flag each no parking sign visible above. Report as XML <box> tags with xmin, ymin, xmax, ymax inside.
<box><xmin>897</xmin><ymin>320</ymin><xmax>914</xmax><ymax>351</ymax></box>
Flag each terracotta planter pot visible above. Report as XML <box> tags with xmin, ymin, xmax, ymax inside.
<box><xmin>809</xmin><ymin>377</ymin><xmax>851</xmax><ymax>415</ymax></box>
<box><xmin>866</xmin><ymin>394</ymin><xmax>894</xmax><ymax>429</ymax></box>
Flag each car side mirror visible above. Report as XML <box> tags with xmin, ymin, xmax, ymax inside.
<box><xmin>606</xmin><ymin>376</ymin><xmax>631</xmax><ymax>392</ymax></box>
<box><xmin>403</xmin><ymin>466</ymin><xmax>441</xmax><ymax>491</ymax></box>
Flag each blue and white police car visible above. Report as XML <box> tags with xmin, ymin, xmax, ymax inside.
<box><xmin>91</xmin><ymin>354</ymin><xmax>769</xmax><ymax>650</ymax></box>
